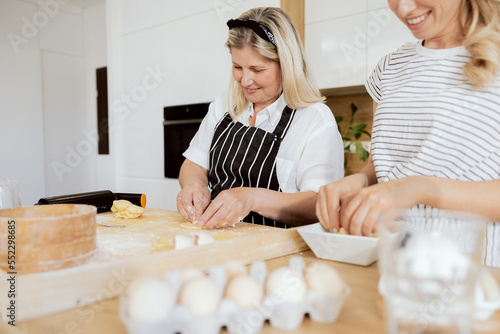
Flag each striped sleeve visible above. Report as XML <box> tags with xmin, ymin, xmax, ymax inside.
<box><xmin>365</xmin><ymin>53</ymin><xmax>390</xmax><ymax>103</ymax></box>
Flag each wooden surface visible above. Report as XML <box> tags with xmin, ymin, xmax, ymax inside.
<box><xmin>13</xmin><ymin>251</ymin><xmax>500</xmax><ymax>334</ymax></box>
<box><xmin>0</xmin><ymin>208</ymin><xmax>307</xmax><ymax>322</ymax></box>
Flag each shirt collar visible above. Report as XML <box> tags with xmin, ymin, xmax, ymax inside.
<box><xmin>247</xmin><ymin>94</ymin><xmax>286</xmax><ymax>127</ymax></box>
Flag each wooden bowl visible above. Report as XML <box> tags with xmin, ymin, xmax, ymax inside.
<box><xmin>0</xmin><ymin>204</ymin><xmax>97</xmax><ymax>274</ymax></box>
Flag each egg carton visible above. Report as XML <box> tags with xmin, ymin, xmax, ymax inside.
<box><xmin>120</xmin><ymin>256</ymin><xmax>350</xmax><ymax>334</ymax></box>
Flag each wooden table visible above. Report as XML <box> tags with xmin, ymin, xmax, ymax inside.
<box><xmin>7</xmin><ymin>251</ymin><xmax>500</xmax><ymax>334</ymax></box>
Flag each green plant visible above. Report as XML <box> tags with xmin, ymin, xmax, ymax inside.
<box><xmin>335</xmin><ymin>103</ymin><xmax>371</xmax><ymax>173</ymax></box>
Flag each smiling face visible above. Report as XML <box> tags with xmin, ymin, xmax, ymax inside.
<box><xmin>388</xmin><ymin>0</ymin><xmax>465</xmax><ymax>48</ymax></box>
<box><xmin>231</xmin><ymin>45</ymin><xmax>282</xmax><ymax>113</ymax></box>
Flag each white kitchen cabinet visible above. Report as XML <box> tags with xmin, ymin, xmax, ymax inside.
<box><xmin>161</xmin><ymin>0</ymin><xmax>215</xmax><ymax>23</ymax></box>
<box><xmin>305</xmin><ymin>0</ymin><xmax>416</xmax><ymax>89</ymax></box>
<box><xmin>0</xmin><ymin>44</ymin><xmax>45</xmax><ymax>207</ymax></box>
<box><xmin>1</xmin><ymin>0</ymin><xmax>40</xmax><ymax>53</ymax></box>
<box><xmin>305</xmin><ymin>0</ymin><xmax>367</xmax><ymax>23</ymax></box>
<box><xmin>161</xmin><ymin>11</ymin><xmax>229</xmax><ymax>106</ymax></box>
<box><xmin>42</xmin><ymin>52</ymin><xmax>91</xmax><ymax>196</ymax></box>
<box><xmin>39</xmin><ymin>9</ymin><xmax>84</xmax><ymax>57</ymax></box>
<box><xmin>0</xmin><ymin>0</ymin><xmax>92</xmax><ymax>205</ymax></box>
<box><xmin>119</xmin><ymin>0</ymin><xmax>163</xmax><ymax>35</ymax></box>
<box><xmin>306</xmin><ymin>12</ymin><xmax>367</xmax><ymax>88</ymax></box>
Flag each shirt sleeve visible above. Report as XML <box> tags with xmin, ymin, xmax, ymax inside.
<box><xmin>295</xmin><ymin>103</ymin><xmax>344</xmax><ymax>193</ymax></box>
<box><xmin>182</xmin><ymin>93</ymin><xmax>227</xmax><ymax>170</ymax></box>
<box><xmin>365</xmin><ymin>53</ymin><xmax>391</xmax><ymax>104</ymax></box>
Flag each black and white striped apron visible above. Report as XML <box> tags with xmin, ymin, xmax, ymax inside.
<box><xmin>208</xmin><ymin>106</ymin><xmax>296</xmax><ymax>228</ymax></box>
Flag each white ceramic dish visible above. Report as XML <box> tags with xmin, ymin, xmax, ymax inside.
<box><xmin>297</xmin><ymin>223</ymin><xmax>379</xmax><ymax>266</ymax></box>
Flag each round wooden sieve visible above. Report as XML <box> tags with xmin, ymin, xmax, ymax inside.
<box><xmin>0</xmin><ymin>204</ymin><xmax>97</xmax><ymax>274</ymax></box>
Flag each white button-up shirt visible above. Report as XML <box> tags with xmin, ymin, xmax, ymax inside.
<box><xmin>183</xmin><ymin>93</ymin><xmax>344</xmax><ymax>193</ymax></box>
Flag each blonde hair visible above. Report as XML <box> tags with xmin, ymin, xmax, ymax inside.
<box><xmin>225</xmin><ymin>7</ymin><xmax>324</xmax><ymax>117</ymax></box>
<box><xmin>461</xmin><ymin>0</ymin><xmax>500</xmax><ymax>89</ymax></box>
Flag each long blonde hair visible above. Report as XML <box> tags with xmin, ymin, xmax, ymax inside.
<box><xmin>461</xmin><ymin>0</ymin><xmax>500</xmax><ymax>89</ymax></box>
<box><xmin>225</xmin><ymin>7</ymin><xmax>323</xmax><ymax>117</ymax></box>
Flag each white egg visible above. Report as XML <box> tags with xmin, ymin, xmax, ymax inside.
<box><xmin>126</xmin><ymin>276</ymin><xmax>175</xmax><ymax>321</ymax></box>
<box><xmin>224</xmin><ymin>260</ymin><xmax>247</xmax><ymax>280</ymax></box>
<box><xmin>305</xmin><ymin>262</ymin><xmax>344</xmax><ymax>298</ymax></box>
<box><xmin>266</xmin><ymin>266</ymin><xmax>307</xmax><ymax>304</ymax></box>
<box><xmin>174</xmin><ymin>234</ymin><xmax>196</xmax><ymax>250</ymax></box>
<box><xmin>226</xmin><ymin>274</ymin><xmax>263</xmax><ymax>309</ymax></box>
<box><xmin>179</xmin><ymin>276</ymin><xmax>221</xmax><ymax>317</ymax></box>
<box><xmin>179</xmin><ymin>268</ymin><xmax>205</xmax><ymax>283</ymax></box>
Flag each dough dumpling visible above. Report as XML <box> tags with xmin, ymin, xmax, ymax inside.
<box><xmin>111</xmin><ymin>199</ymin><xmax>145</xmax><ymax>219</ymax></box>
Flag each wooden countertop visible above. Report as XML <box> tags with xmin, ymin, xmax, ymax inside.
<box><xmin>9</xmin><ymin>251</ymin><xmax>500</xmax><ymax>334</ymax></box>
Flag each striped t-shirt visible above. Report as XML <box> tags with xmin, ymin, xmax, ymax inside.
<box><xmin>365</xmin><ymin>41</ymin><xmax>500</xmax><ymax>267</ymax></box>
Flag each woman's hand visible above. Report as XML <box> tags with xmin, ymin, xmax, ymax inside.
<box><xmin>177</xmin><ymin>159</ymin><xmax>211</xmax><ymax>222</ymax></box>
<box><xmin>316</xmin><ymin>174</ymin><xmax>367</xmax><ymax>233</ymax></box>
<box><xmin>340</xmin><ymin>177</ymin><xmax>420</xmax><ymax>236</ymax></box>
<box><xmin>198</xmin><ymin>187</ymin><xmax>255</xmax><ymax>229</ymax></box>
<box><xmin>176</xmin><ymin>183</ymin><xmax>211</xmax><ymax>223</ymax></box>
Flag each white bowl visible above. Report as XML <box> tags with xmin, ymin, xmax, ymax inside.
<box><xmin>297</xmin><ymin>223</ymin><xmax>379</xmax><ymax>266</ymax></box>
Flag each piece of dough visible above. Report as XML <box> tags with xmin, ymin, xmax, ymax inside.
<box><xmin>194</xmin><ymin>232</ymin><xmax>215</xmax><ymax>245</ymax></box>
<box><xmin>111</xmin><ymin>199</ymin><xmax>145</xmax><ymax>219</ymax></box>
<box><xmin>180</xmin><ymin>221</ymin><xmax>202</xmax><ymax>230</ymax></box>
<box><xmin>174</xmin><ymin>234</ymin><xmax>197</xmax><ymax>250</ymax></box>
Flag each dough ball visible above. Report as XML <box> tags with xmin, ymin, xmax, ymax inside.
<box><xmin>194</xmin><ymin>232</ymin><xmax>215</xmax><ymax>246</ymax></box>
<box><xmin>305</xmin><ymin>262</ymin><xmax>344</xmax><ymax>297</ymax></box>
<box><xmin>126</xmin><ymin>276</ymin><xmax>174</xmax><ymax>321</ymax></box>
<box><xmin>174</xmin><ymin>234</ymin><xmax>196</xmax><ymax>250</ymax></box>
<box><xmin>224</xmin><ymin>260</ymin><xmax>247</xmax><ymax>280</ymax></box>
<box><xmin>179</xmin><ymin>276</ymin><xmax>221</xmax><ymax>317</ymax></box>
<box><xmin>180</xmin><ymin>268</ymin><xmax>205</xmax><ymax>283</ymax></box>
<box><xmin>266</xmin><ymin>266</ymin><xmax>307</xmax><ymax>304</ymax></box>
<box><xmin>226</xmin><ymin>274</ymin><xmax>263</xmax><ymax>309</ymax></box>
<box><xmin>111</xmin><ymin>200</ymin><xmax>145</xmax><ymax>219</ymax></box>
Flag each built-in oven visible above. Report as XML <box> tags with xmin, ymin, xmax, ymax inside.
<box><xmin>163</xmin><ymin>103</ymin><xmax>210</xmax><ymax>178</ymax></box>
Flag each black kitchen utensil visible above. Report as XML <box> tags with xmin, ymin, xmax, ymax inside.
<box><xmin>36</xmin><ymin>190</ymin><xmax>146</xmax><ymax>213</ymax></box>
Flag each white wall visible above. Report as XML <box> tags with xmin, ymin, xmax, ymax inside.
<box><xmin>0</xmin><ymin>0</ymin><xmax>105</xmax><ymax>206</ymax></box>
<box><xmin>83</xmin><ymin>3</ymin><xmax>112</xmax><ymax>191</ymax></box>
<box><xmin>0</xmin><ymin>17</ymin><xmax>45</xmax><ymax>206</ymax></box>
<box><xmin>305</xmin><ymin>0</ymin><xmax>416</xmax><ymax>89</ymax></box>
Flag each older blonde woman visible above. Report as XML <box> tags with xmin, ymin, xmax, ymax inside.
<box><xmin>177</xmin><ymin>7</ymin><xmax>343</xmax><ymax>229</ymax></box>
<box><xmin>317</xmin><ymin>0</ymin><xmax>500</xmax><ymax>267</ymax></box>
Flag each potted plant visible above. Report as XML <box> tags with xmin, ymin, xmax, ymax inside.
<box><xmin>335</xmin><ymin>103</ymin><xmax>371</xmax><ymax>175</ymax></box>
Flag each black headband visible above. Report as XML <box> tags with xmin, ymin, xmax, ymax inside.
<box><xmin>227</xmin><ymin>19</ymin><xmax>276</xmax><ymax>46</ymax></box>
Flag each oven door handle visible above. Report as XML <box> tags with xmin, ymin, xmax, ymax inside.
<box><xmin>163</xmin><ymin>119</ymin><xmax>204</xmax><ymax>126</ymax></box>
